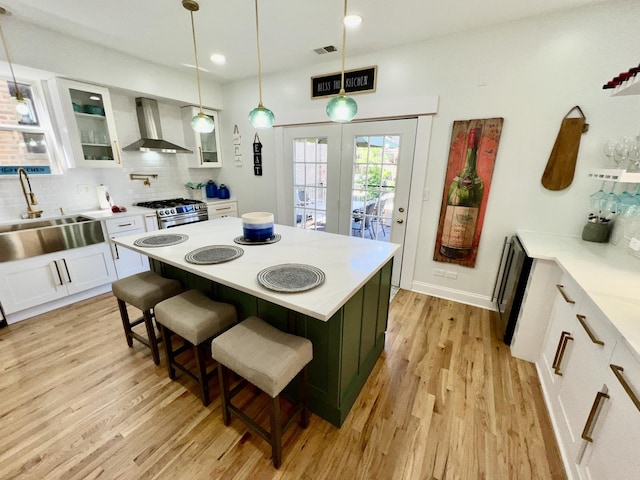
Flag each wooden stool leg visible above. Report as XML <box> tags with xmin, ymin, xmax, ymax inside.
<box><xmin>143</xmin><ymin>310</ymin><xmax>160</xmax><ymax>365</ymax></box>
<box><xmin>160</xmin><ymin>325</ymin><xmax>175</xmax><ymax>379</ymax></box>
<box><xmin>195</xmin><ymin>343</ymin><xmax>210</xmax><ymax>406</ymax></box>
<box><xmin>300</xmin><ymin>366</ymin><xmax>309</xmax><ymax>428</ymax></box>
<box><xmin>217</xmin><ymin>364</ymin><xmax>231</xmax><ymax>425</ymax></box>
<box><xmin>117</xmin><ymin>299</ymin><xmax>133</xmax><ymax>347</ymax></box>
<box><xmin>270</xmin><ymin>396</ymin><xmax>282</xmax><ymax>468</ymax></box>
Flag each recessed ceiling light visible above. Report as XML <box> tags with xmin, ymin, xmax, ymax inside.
<box><xmin>210</xmin><ymin>53</ymin><xmax>226</xmax><ymax>65</ymax></box>
<box><xmin>343</xmin><ymin>14</ymin><xmax>362</xmax><ymax>28</ymax></box>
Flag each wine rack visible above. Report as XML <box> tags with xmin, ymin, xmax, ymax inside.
<box><xmin>587</xmin><ymin>168</ymin><xmax>640</xmax><ymax>183</ymax></box>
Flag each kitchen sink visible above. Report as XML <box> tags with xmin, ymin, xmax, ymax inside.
<box><xmin>0</xmin><ymin>215</ymin><xmax>105</xmax><ymax>262</ymax></box>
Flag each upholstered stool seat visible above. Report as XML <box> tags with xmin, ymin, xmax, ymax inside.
<box><xmin>112</xmin><ymin>271</ymin><xmax>182</xmax><ymax>365</ymax></box>
<box><xmin>155</xmin><ymin>289</ymin><xmax>237</xmax><ymax>406</ymax></box>
<box><xmin>211</xmin><ymin>316</ymin><xmax>313</xmax><ymax>468</ymax></box>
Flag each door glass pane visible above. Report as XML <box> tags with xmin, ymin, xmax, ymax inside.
<box><xmin>293</xmin><ymin>137</ymin><xmax>327</xmax><ymax>231</ymax></box>
<box><xmin>350</xmin><ymin>135</ymin><xmax>400</xmax><ymax>242</ymax></box>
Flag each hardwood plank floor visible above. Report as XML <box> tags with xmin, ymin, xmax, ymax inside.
<box><xmin>0</xmin><ymin>289</ymin><xmax>566</xmax><ymax>479</ymax></box>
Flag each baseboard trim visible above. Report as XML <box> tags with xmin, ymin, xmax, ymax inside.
<box><xmin>410</xmin><ymin>280</ymin><xmax>496</xmax><ymax>311</ymax></box>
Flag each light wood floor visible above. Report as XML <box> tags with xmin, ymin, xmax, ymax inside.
<box><xmin>0</xmin><ymin>289</ymin><xmax>566</xmax><ymax>479</ymax></box>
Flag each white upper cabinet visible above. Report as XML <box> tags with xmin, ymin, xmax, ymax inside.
<box><xmin>181</xmin><ymin>106</ymin><xmax>222</xmax><ymax>168</ymax></box>
<box><xmin>47</xmin><ymin>78</ymin><xmax>122</xmax><ymax>168</ymax></box>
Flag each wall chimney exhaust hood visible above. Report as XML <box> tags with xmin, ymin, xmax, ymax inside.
<box><xmin>123</xmin><ymin>98</ymin><xmax>192</xmax><ymax>153</ymax></box>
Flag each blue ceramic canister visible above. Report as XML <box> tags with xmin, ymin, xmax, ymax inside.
<box><xmin>205</xmin><ymin>180</ymin><xmax>218</xmax><ymax>198</ymax></box>
<box><xmin>218</xmin><ymin>184</ymin><xmax>230</xmax><ymax>199</ymax></box>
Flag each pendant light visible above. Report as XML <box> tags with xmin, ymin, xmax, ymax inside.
<box><xmin>326</xmin><ymin>0</ymin><xmax>358</xmax><ymax>123</ymax></box>
<box><xmin>0</xmin><ymin>8</ymin><xmax>29</xmax><ymax>116</ymax></box>
<box><xmin>248</xmin><ymin>0</ymin><xmax>274</xmax><ymax>129</ymax></box>
<box><xmin>183</xmin><ymin>0</ymin><xmax>214</xmax><ymax>133</ymax></box>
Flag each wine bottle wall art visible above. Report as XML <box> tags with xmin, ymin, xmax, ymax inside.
<box><xmin>433</xmin><ymin>118</ymin><xmax>503</xmax><ymax>268</ymax></box>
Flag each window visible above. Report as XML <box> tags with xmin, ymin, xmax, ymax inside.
<box><xmin>0</xmin><ymin>77</ymin><xmax>61</xmax><ymax>174</ymax></box>
<box><xmin>293</xmin><ymin>137</ymin><xmax>328</xmax><ymax>231</ymax></box>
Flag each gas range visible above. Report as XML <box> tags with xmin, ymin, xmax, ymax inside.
<box><xmin>136</xmin><ymin>198</ymin><xmax>208</xmax><ymax>229</ymax></box>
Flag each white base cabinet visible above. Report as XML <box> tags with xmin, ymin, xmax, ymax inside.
<box><xmin>0</xmin><ymin>243</ymin><xmax>117</xmax><ymax>314</ymax></box>
<box><xmin>207</xmin><ymin>200</ymin><xmax>238</xmax><ymax>219</ymax></box>
<box><xmin>104</xmin><ymin>215</ymin><xmax>150</xmax><ymax>279</ymax></box>
<box><xmin>538</xmin><ymin>273</ymin><xmax>640</xmax><ymax>480</ymax></box>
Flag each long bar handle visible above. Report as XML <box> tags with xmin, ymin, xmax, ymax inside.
<box><xmin>112</xmin><ymin>239</ymin><xmax>120</xmax><ymax>260</ymax></box>
<box><xmin>198</xmin><ymin>146</ymin><xmax>203</xmax><ymax>165</ymax></box>
<box><xmin>581</xmin><ymin>391</ymin><xmax>609</xmax><ymax>442</ymax></box>
<box><xmin>553</xmin><ymin>332</ymin><xmax>573</xmax><ymax>376</ymax></box>
<box><xmin>113</xmin><ymin>140</ymin><xmax>122</xmax><ymax>164</ymax></box>
<box><xmin>62</xmin><ymin>258</ymin><xmax>72</xmax><ymax>283</ymax></box>
<box><xmin>610</xmin><ymin>364</ymin><xmax>640</xmax><ymax>412</ymax></box>
<box><xmin>576</xmin><ymin>314</ymin><xmax>605</xmax><ymax>346</ymax></box>
<box><xmin>53</xmin><ymin>261</ymin><xmax>64</xmax><ymax>286</ymax></box>
<box><xmin>556</xmin><ymin>284</ymin><xmax>576</xmax><ymax>304</ymax></box>
<box><xmin>552</xmin><ymin>331</ymin><xmax>569</xmax><ymax>372</ymax></box>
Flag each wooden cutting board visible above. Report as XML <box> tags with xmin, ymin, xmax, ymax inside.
<box><xmin>541</xmin><ymin>106</ymin><xmax>588</xmax><ymax>191</ymax></box>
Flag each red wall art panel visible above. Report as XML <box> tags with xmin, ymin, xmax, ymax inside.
<box><xmin>433</xmin><ymin>118</ymin><xmax>504</xmax><ymax>268</ymax></box>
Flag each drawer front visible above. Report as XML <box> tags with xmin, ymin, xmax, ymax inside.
<box><xmin>105</xmin><ymin>215</ymin><xmax>145</xmax><ymax>234</ymax></box>
<box><xmin>208</xmin><ymin>201</ymin><xmax>238</xmax><ymax>218</ymax></box>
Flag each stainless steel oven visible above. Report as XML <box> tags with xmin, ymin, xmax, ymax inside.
<box><xmin>136</xmin><ymin>198</ymin><xmax>209</xmax><ymax>229</ymax></box>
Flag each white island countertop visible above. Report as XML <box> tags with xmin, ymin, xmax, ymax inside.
<box><xmin>518</xmin><ymin>230</ymin><xmax>640</xmax><ymax>358</ymax></box>
<box><xmin>113</xmin><ymin>217</ymin><xmax>400</xmax><ymax>321</ymax></box>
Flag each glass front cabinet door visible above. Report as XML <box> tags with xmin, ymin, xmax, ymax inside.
<box><xmin>181</xmin><ymin>106</ymin><xmax>222</xmax><ymax>168</ymax></box>
<box><xmin>47</xmin><ymin>78</ymin><xmax>122</xmax><ymax>168</ymax></box>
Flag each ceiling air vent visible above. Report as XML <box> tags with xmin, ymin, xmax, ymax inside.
<box><xmin>313</xmin><ymin>45</ymin><xmax>338</xmax><ymax>55</ymax></box>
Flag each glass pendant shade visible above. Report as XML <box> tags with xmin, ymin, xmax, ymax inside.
<box><xmin>15</xmin><ymin>98</ymin><xmax>29</xmax><ymax>115</ymax></box>
<box><xmin>191</xmin><ymin>112</ymin><xmax>214</xmax><ymax>133</ymax></box>
<box><xmin>326</xmin><ymin>93</ymin><xmax>358</xmax><ymax>123</ymax></box>
<box><xmin>249</xmin><ymin>105</ymin><xmax>275</xmax><ymax>129</ymax></box>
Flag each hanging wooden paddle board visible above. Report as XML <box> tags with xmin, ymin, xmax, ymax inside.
<box><xmin>541</xmin><ymin>106</ymin><xmax>589</xmax><ymax>191</ymax></box>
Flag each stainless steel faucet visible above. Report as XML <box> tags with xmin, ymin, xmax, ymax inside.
<box><xmin>18</xmin><ymin>168</ymin><xmax>43</xmax><ymax>219</ymax></box>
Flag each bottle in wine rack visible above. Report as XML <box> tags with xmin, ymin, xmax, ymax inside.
<box><xmin>440</xmin><ymin>127</ymin><xmax>484</xmax><ymax>259</ymax></box>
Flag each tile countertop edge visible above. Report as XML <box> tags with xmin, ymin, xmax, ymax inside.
<box><xmin>517</xmin><ymin>230</ymin><xmax>640</xmax><ymax>361</ymax></box>
<box><xmin>114</xmin><ymin>218</ymin><xmax>400</xmax><ymax>322</ymax></box>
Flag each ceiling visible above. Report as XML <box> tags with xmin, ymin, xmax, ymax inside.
<box><xmin>0</xmin><ymin>0</ymin><xmax>610</xmax><ymax>84</ymax></box>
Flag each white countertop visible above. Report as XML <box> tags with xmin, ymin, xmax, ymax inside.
<box><xmin>518</xmin><ymin>230</ymin><xmax>640</xmax><ymax>358</ymax></box>
<box><xmin>113</xmin><ymin>217</ymin><xmax>400</xmax><ymax>321</ymax></box>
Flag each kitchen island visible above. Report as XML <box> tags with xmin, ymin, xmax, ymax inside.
<box><xmin>113</xmin><ymin>217</ymin><xmax>400</xmax><ymax>426</ymax></box>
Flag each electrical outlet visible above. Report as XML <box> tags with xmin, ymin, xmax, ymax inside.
<box><xmin>630</xmin><ymin>237</ymin><xmax>640</xmax><ymax>251</ymax></box>
<box><xmin>77</xmin><ymin>184</ymin><xmax>91</xmax><ymax>194</ymax></box>
<box><xmin>445</xmin><ymin>271</ymin><xmax>457</xmax><ymax>280</ymax></box>
<box><xmin>434</xmin><ymin>269</ymin><xmax>445</xmax><ymax>277</ymax></box>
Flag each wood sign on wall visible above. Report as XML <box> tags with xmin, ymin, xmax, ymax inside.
<box><xmin>433</xmin><ymin>117</ymin><xmax>504</xmax><ymax>268</ymax></box>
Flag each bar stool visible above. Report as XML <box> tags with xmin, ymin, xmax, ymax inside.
<box><xmin>155</xmin><ymin>289</ymin><xmax>237</xmax><ymax>406</ymax></box>
<box><xmin>211</xmin><ymin>316</ymin><xmax>313</xmax><ymax>468</ymax></box>
<box><xmin>111</xmin><ymin>271</ymin><xmax>182</xmax><ymax>365</ymax></box>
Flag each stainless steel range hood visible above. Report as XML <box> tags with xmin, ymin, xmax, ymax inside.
<box><xmin>123</xmin><ymin>97</ymin><xmax>192</xmax><ymax>153</ymax></box>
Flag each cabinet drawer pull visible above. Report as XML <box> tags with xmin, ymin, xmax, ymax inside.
<box><xmin>610</xmin><ymin>364</ymin><xmax>640</xmax><ymax>412</ymax></box>
<box><xmin>581</xmin><ymin>391</ymin><xmax>609</xmax><ymax>442</ymax></box>
<box><xmin>54</xmin><ymin>261</ymin><xmax>64</xmax><ymax>286</ymax></box>
<box><xmin>576</xmin><ymin>314</ymin><xmax>605</xmax><ymax>345</ymax></box>
<box><xmin>117</xmin><ymin>223</ymin><xmax>133</xmax><ymax>228</ymax></box>
<box><xmin>214</xmin><ymin>206</ymin><xmax>232</xmax><ymax>211</ymax></box>
<box><xmin>198</xmin><ymin>146</ymin><xmax>203</xmax><ymax>165</ymax></box>
<box><xmin>556</xmin><ymin>284</ymin><xmax>576</xmax><ymax>304</ymax></box>
<box><xmin>62</xmin><ymin>258</ymin><xmax>72</xmax><ymax>283</ymax></box>
<box><xmin>553</xmin><ymin>331</ymin><xmax>573</xmax><ymax>376</ymax></box>
<box><xmin>552</xmin><ymin>331</ymin><xmax>569</xmax><ymax>372</ymax></box>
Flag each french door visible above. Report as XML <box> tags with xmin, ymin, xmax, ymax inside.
<box><xmin>280</xmin><ymin>119</ymin><xmax>417</xmax><ymax>286</ymax></box>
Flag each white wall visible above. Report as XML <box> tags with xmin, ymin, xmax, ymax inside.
<box><xmin>218</xmin><ymin>0</ymin><xmax>640</xmax><ymax>305</ymax></box>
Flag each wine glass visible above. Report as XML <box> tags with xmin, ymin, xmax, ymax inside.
<box><xmin>604</xmin><ymin>140</ymin><xmax>617</xmax><ymax>167</ymax></box>
<box><xmin>603</xmin><ymin>184</ymin><xmax>620</xmax><ymax>217</ymax></box>
<box><xmin>614</xmin><ymin>139</ymin><xmax>630</xmax><ymax>169</ymax></box>
<box><xmin>589</xmin><ymin>181</ymin><xmax>607</xmax><ymax>215</ymax></box>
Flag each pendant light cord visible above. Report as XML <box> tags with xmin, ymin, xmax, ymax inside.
<box><xmin>339</xmin><ymin>0</ymin><xmax>348</xmax><ymax>95</ymax></box>
<box><xmin>0</xmin><ymin>22</ymin><xmax>23</xmax><ymax>102</ymax></box>
<box><xmin>189</xmin><ymin>10</ymin><xmax>205</xmax><ymax>115</ymax></box>
<box><xmin>254</xmin><ymin>0</ymin><xmax>264</xmax><ymax>107</ymax></box>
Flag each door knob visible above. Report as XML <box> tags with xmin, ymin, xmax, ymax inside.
<box><xmin>398</xmin><ymin>207</ymin><xmax>405</xmax><ymax>213</ymax></box>
<box><xmin>397</xmin><ymin>219</ymin><xmax>404</xmax><ymax>224</ymax></box>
